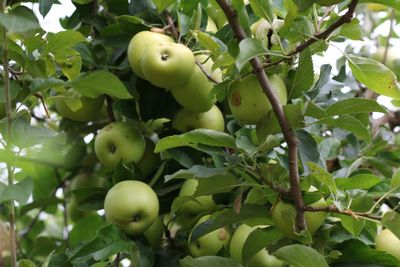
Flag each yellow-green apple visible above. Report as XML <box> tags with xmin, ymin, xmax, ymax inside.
<box><xmin>137</xmin><ymin>138</ymin><xmax>161</xmax><ymax>178</ymax></box>
<box><xmin>104</xmin><ymin>180</ymin><xmax>159</xmax><ymax>236</ymax></box>
<box><xmin>228</xmin><ymin>74</ymin><xmax>287</xmax><ymax>124</ymax></box>
<box><xmin>141</xmin><ymin>43</ymin><xmax>195</xmax><ymax>89</ymax></box>
<box><xmin>170</xmin><ymin>54</ymin><xmax>222</xmax><ymax>112</ymax></box>
<box><xmin>127</xmin><ymin>31</ymin><xmax>174</xmax><ymax>79</ymax></box>
<box><xmin>375</xmin><ymin>228</ymin><xmax>400</xmax><ymax>260</ymax></box>
<box><xmin>188</xmin><ymin>215</ymin><xmax>231</xmax><ymax>257</ymax></box>
<box><xmin>54</xmin><ymin>95</ymin><xmax>105</xmax><ymax>122</ymax></box>
<box><xmin>172</xmin><ymin>105</ymin><xmax>224</xmax><ymax>132</ymax></box>
<box><xmin>94</xmin><ymin>122</ymin><xmax>145</xmax><ymax>169</ymax></box>
<box><xmin>230</xmin><ymin>224</ymin><xmax>283</xmax><ymax>267</ymax></box>
<box><xmin>178</xmin><ymin>179</ymin><xmax>216</xmax><ymax>215</ymax></box>
<box><xmin>144</xmin><ymin>216</ymin><xmax>165</xmax><ymax>248</ymax></box>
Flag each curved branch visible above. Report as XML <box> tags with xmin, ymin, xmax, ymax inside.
<box><xmin>304</xmin><ymin>205</ymin><xmax>381</xmax><ymax>221</ymax></box>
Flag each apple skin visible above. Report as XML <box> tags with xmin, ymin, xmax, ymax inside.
<box><xmin>170</xmin><ymin>54</ymin><xmax>222</xmax><ymax>113</ymax></box>
<box><xmin>188</xmin><ymin>215</ymin><xmax>231</xmax><ymax>257</ymax></box>
<box><xmin>54</xmin><ymin>95</ymin><xmax>105</xmax><ymax>122</ymax></box>
<box><xmin>272</xmin><ymin>198</ymin><xmax>327</xmax><ymax>240</ymax></box>
<box><xmin>230</xmin><ymin>224</ymin><xmax>283</xmax><ymax>267</ymax></box>
<box><xmin>104</xmin><ymin>180</ymin><xmax>159</xmax><ymax>236</ymax></box>
<box><xmin>172</xmin><ymin>105</ymin><xmax>225</xmax><ymax>133</ymax></box>
<box><xmin>137</xmin><ymin>139</ymin><xmax>161</xmax><ymax>179</ymax></box>
<box><xmin>144</xmin><ymin>216</ymin><xmax>165</xmax><ymax>248</ymax></box>
<box><xmin>178</xmin><ymin>179</ymin><xmax>216</xmax><ymax>215</ymax></box>
<box><xmin>141</xmin><ymin>43</ymin><xmax>195</xmax><ymax>89</ymax></box>
<box><xmin>127</xmin><ymin>31</ymin><xmax>174</xmax><ymax>79</ymax></box>
<box><xmin>375</xmin><ymin>229</ymin><xmax>400</xmax><ymax>260</ymax></box>
<box><xmin>228</xmin><ymin>74</ymin><xmax>287</xmax><ymax>124</ymax></box>
<box><xmin>94</xmin><ymin>122</ymin><xmax>145</xmax><ymax>169</ymax></box>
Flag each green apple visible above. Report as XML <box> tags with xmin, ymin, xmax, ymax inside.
<box><xmin>172</xmin><ymin>105</ymin><xmax>225</xmax><ymax>133</ymax></box>
<box><xmin>228</xmin><ymin>74</ymin><xmax>287</xmax><ymax>124</ymax></box>
<box><xmin>144</xmin><ymin>216</ymin><xmax>165</xmax><ymax>248</ymax></box>
<box><xmin>54</xmin><ymin>95</ymin><xmax>105</xmax><ymax>122</ymax></box>
<box><xmin>104</xmin><ymin>180</ymin><xmax>159</xmax><ymax>236</ymax></box>
<box><xmin>137</xmin><ymin>138</ymin><xmax>161</xmax><ymax>179</ymax></box>
<box><xmin>188</xmin><ymin>215</ymin><xmax>231</xmax><ymax>257</ymax></box>
<box><xmin>170</xmin><ymin>54</ymin><xmax>222</xmax><ymax>112</ymax></box>
<box><xmin>178</xmin><ymin>179</ymin><xmax>216</xmax><ymax>215</ymax></box>
<box><xmin>141</xmin><ymin>43</ymin><xmax>195</xmax><ymax>89</ymax></box>
<box><xmin>271</xmin><ymin>198</ymin><xmax>327</xmax><ymax>240</ymax></box>
<box><xmin>252</xmin><ymin>19</ymin><xmax>284</xmax><ymax>45</ymax></box>
<box><xmin>375</xmin><ymin>228</ymin><xmax>400</xmax><ymax>260</ymax></box>
<box><xmin>94</xmin><ymin>122</ymin><xmax>145</xmax><ymax>169</ymax></box>
<box><xmin>230</xmin><ymin>224</ymin><xmax>283</xmax><ymax>267</ymax></box>
<box><xmin>127</xmin><ymin>31</ymin><xmax>174</xmax><ymax>79</ymax></box>
<box><xmin>206</xmin><ymin>17</ymin><xmax>218</xmax><ymax>33</ymax></box>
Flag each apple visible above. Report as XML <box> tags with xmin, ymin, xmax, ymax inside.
<box><xmin>375</xmin><ymin>228</ymin><xmax>400</xmax><ymax>260</ymax></box>
<box><xmin>251</xmin><ymin>19</ymin><xmax>284</xmax><ymax>45</ymax></box>
<box><xmin>206</xmin><ymin>17</ymin><xmax>218</xmax><ymax>33</ymax></box>
<box><xmin>141</xmin><ymin>43</ymin><xmax>195</xmax><ymax>89</ymax></box>
<box><xmin>188</xmin><ymin>215</ymin><xmax>231</xmax><ymax>257</ymax></box>
<box><xmin>228</xmin><ymin>74</ymin><xmax>287</xmax><ymax>124</ymax></box>
<box><xmin>144</xmin><ymin>216</ymin><xmax>165</xmax><ymax>248</ymax></box>
<box><xmin>178</xmin><ymin>179</ymin><xmax>216</xmax><ymax>215</ymax></box>
<box><xmin>94</xmin><ymin>122</ymin><xmax>146</xmax><ymax>169</ymax></box>
<box><xmin>54</xmin><ymin>95</ymin><xmax>105</xmax><ymax>122</ymax></box>
<box><xmin>170</xmin><ymin>54</ymin><xmax>222</xmax><ymax>113</ymax></box>
<box><xmin>104</xmin><ymin>180</ymin><xmax>159</xmax><ymax>236</ymax></box>
<box><xmin>137</xmin><ymin>138</ymin><xmax>161</xmax><ymax>179</ymax></box>
<box><xmin>127</xmin><ymin>31</ymin><xmax>174</xmax><ymax>79</ymax></box>
<box><xmin>0</xmin><ymin>220</ymin><xmax>10</xmax><ymax>267</ymax></box>
<box><xmin>172</xmin><ymin>105</ymin><xmax>225</xmax><ymax>133</ymax></box>
<box><xmin>271</xmin><ymin>197</ymin><xmax>327</xmax><ymax>240</ymax></box>
<box><xmin>230</xmin><ymin>224</ymin><xmax>283</xmax><ymax>267</ymax></box>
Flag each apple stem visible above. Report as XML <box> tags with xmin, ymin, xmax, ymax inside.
<box><xmin>105</xmin><ymin>95</ymin><xmax>116</xmax><ymax>122</ymax></box>
<box><xmin>164</xmin><ymin>11</ymin><xmax>180</xmax><ymax>42</ymax></box>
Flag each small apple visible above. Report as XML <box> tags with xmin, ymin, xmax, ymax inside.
<box><xmin>170</xmin><ymin>54</ymin><xmax>222</xmax><ymax>113</ymax></box>
<box><xmin>230</xmin><ymin>224</ymin><xmax>283</xmax><ymax>267</ymax></box>
<box><xmin>228</xmin><ymin>74</ymin><xmax>287</xmax><ymax>124</ymax></box>
<box><xmin>375</xmin><ymin>229</ymin><xmax>400</xmax><ymax>260</ymax></box>
<box><xmin>54</xmin><ymin>95</ymin><xmax>105</xmax><ymax>122</ymax></box>
<box><xmin>188</xmin><ymin>215</ymin><xmax>231</xmax><ymax>257</ymax></box>
<box><xmin>178</xmin><ymin>179</ymin><xmax>216</xmax><ymax>215</ymax></box>
<box><xmin>141</xmin><ymin>43</ymin><xmax>195</xmax><ymax>89</ymax></box>
<box><xmin>104</xmin><ymin>180</ymin><xmax>159</xmax><ymax>236</ymax></box>
<box><xmin>137</xmin><ymin>138</ymin><xmax>161</xmax><ymax>179</ymax></box>
<box><xmin>144</xmin><ymin>216</ymin><xmax>165</xmax><ymax>248</ymax></box>
<box><xmin>172</xmin><ymin>105</ymin><xmax>225</xmax><ymax>133</ymax></box>
<box><xmin>94</xmin><ymin>122</ymin><xmax>146</xmax><ymax>169</ymax></box>
<box><xmin>127</xmin><ymin>31</ymin><xmax>174</xmax><ymax>79</ymax></box>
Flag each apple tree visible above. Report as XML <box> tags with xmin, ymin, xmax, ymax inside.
<box><xmin>1</xmin><ymin>0</ymin><xmax>400</xmax><ymax>266</ymax></box>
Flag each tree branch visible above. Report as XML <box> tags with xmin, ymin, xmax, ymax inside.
<box><xmin>215</xmin><ymin>0</ymin><xmax>306</xmax><ymax>231</ymax></box>
<box><xmin>164</xmin><ymin>11</ymin><xmax>179</xmax><ymax>42</ymax></box>
<box><xmin>195</xmin><ymin>61</ymin><xmax>219</xmax><ymax>84</ymax></box>
<box><xmin>304</xmin><ymin>205</ymin><xmax>381</xmax><ymax>221</ymax></box>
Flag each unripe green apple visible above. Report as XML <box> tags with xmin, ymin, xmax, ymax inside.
<box><xmin>272</xmin><ymin>198</ymin><xmax>327</xmax><ymax>239</ymax></box>
<box><xmin>144</xmin><ymin>216</ymin><xmax>165</xmax><ymax>248</ymax></box>
<box><xmin>127</xmin><ymin>31</ymin><xmax>174</xmax><ymax>79</ymax></box>
<box><xmin>228</xmin><ymin>74</ymin><xmax>287</xmax><ymax>124</ymax></box>
<box><xmin>137</xmin><ymin>139</ymin><xmax>161</xmax><ymax>179</ymax></box>
<box><xmin>94</xmin><ymin>122</ymin><xmax>145</xmax><ymax>169</ymax></box>
<box><xmin>141</xmin><ymin>43</ymin><xmax>195</xmax><ymax>89</ymax></box>
<box><xmin>172</xmin><ymin>105</ymin><xmax>225</xmax><ymax>133</ymax></box>
<box><xmin>230</xmin><ymin>224</ymin><xmax>283</xmax><ymax>267</ymax></box>
<box><xmin>104</xmin><ymin>180</ymin><xmax>159</xmax><ymax>236</ymax></box>
<box><xmin>188</xmin><ymin>215</ymin><xmax>231</xmax><ymax>257</ymax></box>
<box><xmin>170</xmin><ymin>54</ymin><xmax>222</xmax><ymax>113</ymax></box>
<box><xmin>178</xmin><ymin>179</ymin><xmax>216</xmax><ymax>215</ymax></box>
<box><xmin>54</xmin><ymin>95</ymin><xmax>105</xmax><ymax>122</ymax></box>
<box><xmin>375</xmin><ymin>229</ymin><xmax>400</xmax><ymax>260</ymax></box>
<box><xmin>206</xmin><ymin>17</ymin><xmax>218</xmax><ymax>33</ymax></box>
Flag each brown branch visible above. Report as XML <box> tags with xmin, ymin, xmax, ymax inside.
<box><xmin>215</xmin><ymin>0</ymin><xmax>306</xmax><ymax>231</ymax></box>
<box><xmin>164</xmin><ymin>11</ymin><xmax>179</xmax><ymax>42</ymax></box>
<box><xmin>304</xmin><ymin>205</ymin><xmax>381</xmax><ymax>221</ymax></box>
<box><xmin>195</xmin><ymin>61</ymin><xmax>219</xmax><ymax>84</ymax></box>
<box><xmin>33</xmin><ymin>93</ymin><xmax>50</xmax><ymax>119</ymax></box>
<box><xmin>372</xmin><ymin>111</ymin><xmax>400</xmax><ymax>133</ymax></box>
<box><xmin>105</xmin><ymin>95</ymin><xmax>116</xmax><ymax>122</ymax></box>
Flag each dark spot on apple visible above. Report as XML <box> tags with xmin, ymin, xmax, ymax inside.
<box><xmin>132</xmin><ymin>214</ymin><xmax>141</xmax><ymax>222</ymax></box>
<box><xmin>105</xmin><ymin>125</ymin><xmax>113</xmax><ymax>131</ymax></box>
<box><xmin>108</xmin><ymin>143</ymin><xmax>116</xmax><ymax>153</ymax></box>
<box><xmin>231</xmin><ymin>91</ymin><xmax>241</xmax><ymax>107</ymax></box>
<box><xmin>161</xmin><ymin>51</ymin><xmax>169</xmax><ymax>61</ymax></box>
<box><xmin>195</xmin><ymin>241</ymin><xmax>201</xmax><ymax>249</ymax></box>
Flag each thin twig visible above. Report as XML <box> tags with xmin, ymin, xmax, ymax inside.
<box><xmin>105</xmin><ymin>95</ymin><xmax>116</xmax><ymax>122</ymax></box>
<box><xmin>164</xmin><ymin>11</ymin><xmax>179</xmax><ymax>42</ymax></box>
<box><xmin>304</xmin><ymin>205</ymin><xmax>381</xmax><ymax>221</ymax></box>
<box><xmin>195</xmin><ymin>61</ymin><xmax>219</xmax><ymax>84</ymax></box>
<box><xmin>55</xmin><ymin>170</ymin><xmax>69</xmax><ymax>249</ymax></box>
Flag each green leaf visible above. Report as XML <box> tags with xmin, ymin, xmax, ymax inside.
<box><xmin>194</xmin><ymin>31</ymin><xmax>226</xmax><ymax>59</ymax></box>
<box><xmin>391</xmin><ymin>169</ymin><xmax>400</xmax><ymax>188</ymax></box>
<box><xmin>155</xmin><ymin>129</ymin><xmax>236</xmax><ymax>153</ymax></box>
<box><xmin>39</xmin><ymin>0</ymin><xmax>59</xmax><ymax>18</ymax></box>
<box><xmin>0</xmin><ymin>7</ymin><xmax>40</xmax><ymax>33</ymax></box>
<box><xmin>195</xmin><ymin>175</ymin><xmax>239</xmax><ymax>196</ymax></box>
<box><xmin>339</xmin><ymin>215</ymin><xmax>365</xmax><ymax>237</ymax></box>
<box><xmin>348</xmin><ymin>55</ymin><xmax>400</xmax><ymax>100</ymax></box>
<box><xmin>0</xmin><ymin>80</ymin><xmax>21</xmax><ymax>102</ymax></box>
<box><xmin>68</xmin><ymin>71</ymin><xmax>132</xmax><ymax>99</ymax></box>
<box><xmin>307</xmin><ymin>162</ymin><xmax>337</xmax><ymax>194</ymax></box>
<box><xmin>249</xmin><ymin>0</ymin><xmax>273</xmax><ymax>20</ymax></box>
<box><xmin>45</xmin><ymin>253</ymin><xmax>72</xmax><ymax>267</ymax></box>
<box><xmin>19</xmin><ymin>259</ymin><xmax>37</xmax><ymax>267</ymax></box>
<box><xmin>325</xmin><ymin>98</ymin><xmax>386</xmax><ymax>117</ymax></box>
<box><xmin>382</xmin><ymin>211</ymin><xmax>400</xmax><ymax>239</ymax></box>
<box><xmin>236</xmin><ymin>38</ymin><xmax>267</xmax><ymax>71</ymax></box>
<box><xmin>339</xmin><ymin>19</ymin><xmax>362</xmax><ymax>40</ymax></box>
<box><xmin>274</xmin><ymin>244</ymin><xmax>329</xmax><ymax>267</ymax></box>
<box><xmin>180</xmin><ymin>256</ymin><xmax>243</xmax><ymax>267</ymax></box>
<box><xmin>165</xmin><ymin>165</ymin><xmax>231</xmax><ymax>182</ymax></box>
<box><xmin>152</xmin><ymin>0</ymin><xmax>175</xmax><ymax>12</ymax></box>
<box><xmin>292</xmin><ymin>0</ymin><xmax>314</xmax><ymax>12</ymax></box>
<box><xmin>69</xmin><ymin>215</ymin><xmax>105</xmax><ymax>246</ymax></box>
<box><xmin>0</xmin><ymin>177</ymin><xmax>33</xmax><ymax>205</ymax></box>
<box><xmin>289</xmin><ymin>48</ymin><xmax>314</xmax><ymax>99</ymax></box>
<box><xmin>359</xmin><ymin>0</ymin><xmax>400</xmax><ymax>11</ymax></box>
<box><xmin>335</xmin><ymin>174</ymin><xmax>382</xmax><ymax>190</ymax></box>
<box><xmin>297</xmin><ymin>130</ymin><xmax>320</xmax><ymax>165</ymax></box>
<box><xmin>44</xmin><ymin>30</ymin><xmax>86</xmax><ymax>53</ymax></box>
<box><xmin>29</xmin><ymin>77</ymin><xmax>65</xmax><ymax>93</ymax></box>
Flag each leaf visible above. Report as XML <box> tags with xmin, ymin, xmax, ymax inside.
<box><xmin>0</xmin><ymin>7</ymin><xmax>40</xmax><ymax>33</ymax></box>
<box><xmin>391</xmin><ymin>169</ymin><xmax>400</xmax><ymax>188</ymax></box>
<box><xmin>348</xmin><ymin>55</ymin><xmax>400</xmax><ymax>100</ymax></box>
<box><xmin>155</xmin><ymin>129</ymin><xmax>236</xmax><ymax>153</ymax></box>
<box><xmin>359</xmin><ymin>0</ymin><xmax>400</xmax><ymax>11</ymax></box>
<box><xmin>249</xmin><ymin>0</ymin><xmax>273</xmax><ymax>20</ymax></box>
<box><xmin>194</xmin><ymin>31</ymin><xmax>227</xmax><ymax>59</ymax></box>
<box><xmin>44</xmin><ymin>30</ymin><xmax>86</xmax><ymax>53</ymax></box>
<box><xmin>180</xmin><ymin>256</ymin><xmax>242</xmax><ymax>267</ymax></box>
<box><xmin>335</xmin><ymin>174</ymin><xmax>382</xmax><ymax>190</ymax></box>
<box><xmin>297</xmin><ymin>130</ymin><xmax>320</xmax><ymax>165</ymax></box>
<box><xmin>68</xmin><ymin>71</ymin><xmax>132</xmax><ymax>99</ymax></box>
<box><xmin>39</xmin><ymin>0</ymin><xmax>59</xmax><ymax>18</ymax></box>
<box><xmin>236</xmin><ymin>38</ymin><xmax>268</xmax><ymax>71</ymax></box>
<box><xmin>274</xmin><ymin>244</ymin><xmax>329</xmax><ymax>267</ymax></box>
<box><xmin>29</xmin><ymin>77</ymin><xmax>65</xmax><ymax>93</ymax></box>
<box><xmin>382</xmin><ymin>211</ymin><xmax>400</xmax><ymax>239</ymax></box>
<box><xmin>152</xmin><ymin>0</ymin><xmax>175</xmax><ymax>12</ymax></box>
<box><xmin>0</xmin><ymin>177</ymin><xmax>33</xmax><ymax>205</ymax></box>
<box><xmin>325</xmin><ymin>98</ymin><xmax>386</xmax><ymax>117</ymax></box>
<box><xmin>339</xmin><ymin>215</ymin><xmax>365</xmax><ymax>237</ymax></box>
<box><xmin>165</xmin><ymin>165</ymin><xmax>231</xmax><ymax>182</ymax></box>
<box><xmin>307</xmin><ymin>162</ymin><xmax>337</xmax><ymax>194</ymax></box>
<box><xmin>289</xmin><ymin>48</ymin><xmax>314</xmax><ymax>98</ymax></box>
<box><xmin>339</xmin><ymin>19</ymin><xmax>362</xmax><ymax>40</ymax></box>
